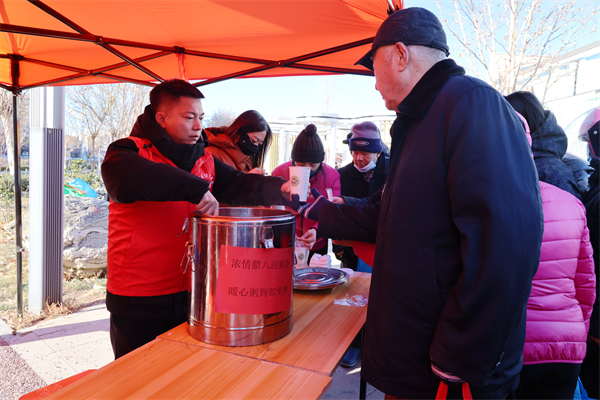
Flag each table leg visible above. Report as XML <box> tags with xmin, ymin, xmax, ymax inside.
<box><xmin>359</xmin><ymin>326</ymin><xmax>366</xmax><ymax>400</ymax></box>
<box><xmin>360</xmin><ymin>378</ymin><xmax>367</xmax><ymax>400</ymax></box>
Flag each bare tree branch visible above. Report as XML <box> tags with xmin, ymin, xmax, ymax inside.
<box><xmin>0</xmin><ymin>90</ymin><xmax>29</xmax><ymax>174</ymax></box>
<box><xmin>67</xmin><ymin>83</ymin><xmax>149</xmax><ymax>169</ymax></box>
<box><xmin>438</xmin><ymin>0</ymin><xmax>597</xmax><ymax>98</ymax></box>
<box><xmin>203</xmin><ymin>108</ymin><xmax>237</xmax><ymax>129</ymax></box>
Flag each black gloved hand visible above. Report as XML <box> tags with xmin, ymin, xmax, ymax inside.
<box><xmin>298</xmin><ymin>188</ymin><xmax>330</xmax><ymax>220</ymax></box>
<box><xmin>282</xmin><ymin>193</ymin><xmax>301</xmax><ymax>211</ymax></box>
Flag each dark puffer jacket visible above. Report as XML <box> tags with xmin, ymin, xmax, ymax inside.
<box><xmin>338</xmin><ymin>154</ymin><xmax>389</xmax><ymax>199</ymax></box>
<box><xmin>583</xmin><ymin>156</ymin><xmax>599</xmax><ymax>337</ymax></box>
<box><xmin>532</xmin><ymin>111</ymin><xmax>582</xmax><ymax>200</ymax></box>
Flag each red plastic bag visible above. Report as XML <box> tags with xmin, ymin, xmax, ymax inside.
<box><xmin>435</xmin><ymin>381</ymin><xmax>473</xmax><ymax>400</ymax></box>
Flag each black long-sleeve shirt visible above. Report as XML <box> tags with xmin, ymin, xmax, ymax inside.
<box><xmin>101</xmin><ymin>137</ymin><xmax>286</xmax><ymax>207</ymax></box>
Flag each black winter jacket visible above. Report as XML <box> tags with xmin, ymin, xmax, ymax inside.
<box><xmin>584</xmin><ymin>157</ymin><xmax>599</xmax><ymax>337</ymax></box>
<box><xmin>319</xmin><ymin>59</ymin><xmax>543</xmax><ymax>398</ymax></box>
<box><xmin>532</xmin><ymin>111</ymin><xmax>582</xmax><ymax>200</ymax></box>
<box><xmin>338</xmin><ymin>154</ymin><xmax>389</xmax><ymax>199</ymax></box>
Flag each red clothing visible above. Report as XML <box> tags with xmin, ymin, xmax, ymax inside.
<box><xmin>271</xmin><ymin>161</ymin><xmax>340</xmax><ymax>251</ymax></box>
<box><xmin>107</xmin><ymin>137</ymin><xmax>215</xmax><ymax>297</ymax></box>
<box><xmin>353</xmin><ymin>241</ymin><xmax>376</xmax><ymax>267</ymax></box>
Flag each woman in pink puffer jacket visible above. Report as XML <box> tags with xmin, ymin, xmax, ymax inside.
<box><xmin>519</xmin><ymin>181</ymin><xmax>596</xmax><ymax>395</ymax></box>
<box><xmin>271</xmin><ymin>124</ymin><xmax>341</xmax><ymax>258</ymax></box>
<box><xmin>510</xmin><ymin>108</ymin><xmax>596</xmax><ymax>399</ymax></box>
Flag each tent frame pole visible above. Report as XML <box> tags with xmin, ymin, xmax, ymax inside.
<box><xmin>10</xmin><ymin>55</ymin><xmax>24</xmax><ymax>316</ymax></box>
<box><xmin>2</xmin><ymin>3</ymin><xmax>375</xmax><ymax>88</ymax></box>
<box><xmin>26</xmin><ymin>0</ymin><xmax>164</xmax><ymax>82</ymax></box>
<box><xmin>13</xmin><ymin>92</ymin><xmax>23</xmax><ymax>316</ymax></box>
<box><xmin>1</xmin><ymin>22</ymin><xmax>374</xmax><ymax>81</ymax></box>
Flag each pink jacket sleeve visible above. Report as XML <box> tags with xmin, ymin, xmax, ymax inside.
<box><xmin>332</xmin><ymin>172</ymin><xmax>341</xmax><ymax>197</ymax></box>
<box><xmin>575</xmin><ymin>223</ymin><xmax>596</xmax><ymax>332</ymax></box>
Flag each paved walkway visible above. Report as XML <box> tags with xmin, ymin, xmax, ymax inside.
<box><xmin>0</xmin><ymin>303</ymin><xmax>112</xmax><ymax>400</ymax></box>
<box><xmin>0</xmin><ymin>301</ymin><xmax>383</xmax><ymax>400</ymax></box>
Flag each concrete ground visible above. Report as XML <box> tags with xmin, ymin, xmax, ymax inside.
<box><xmin>0</xmin><ymin>303</ymin><xmax>113</xmax><ymax>400</ymax></box>
<box><xmin>0</xmin><ymin>303</ymin><xmax>383</xmax><ymax>400</ymax></box>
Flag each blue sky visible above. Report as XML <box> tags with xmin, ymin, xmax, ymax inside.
<box><xmin>198</xmin><ymin>0</ymin><xmax>599</xmax><ymax>121</ymax></box>
<box><xmin>199</xmin><ymin>74</ymin><xmax>388</xmax><ymax>120</ymax></box>
<box><xmin>199</xmin><ymin>1</ymin><xmax>442</xmax><ymax>120</ymax></box>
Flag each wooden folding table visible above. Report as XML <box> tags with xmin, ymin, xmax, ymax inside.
<box><xmin>44</xmin><ymin>272</ymin><xmax>371</xmax><ymax>400</ymax></box>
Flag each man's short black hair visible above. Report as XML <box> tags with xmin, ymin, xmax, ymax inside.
<box><xmin>149</xmin><ymin>79</ymin><xmax>205</xmax><ymax>114</ymax></box>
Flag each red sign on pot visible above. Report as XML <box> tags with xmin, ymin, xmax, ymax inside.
<box><xmin>214</xmin><ymin>245</ymin><xmax>294</xmax><ymax>315</ymax></box>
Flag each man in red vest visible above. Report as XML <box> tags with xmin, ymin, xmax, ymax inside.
<box><xmin>101</xmin><ymin>79</ymin><xmax>293</xmax><ymax>358</ymax></box>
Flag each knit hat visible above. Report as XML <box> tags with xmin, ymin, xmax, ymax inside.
<box><xmin>292</xmin><ymin>124</ymin><xmax>325</xmax><ymax>163</ymax></box>
<box><xmin>349</xmin><ymin>121</ymin><xmax>383</xmax><ymax>153</ymax></box>
<box><xmin>355</xmin><ymin>7</ymin><xmax>449</xmax><ymax>70</ymax></box>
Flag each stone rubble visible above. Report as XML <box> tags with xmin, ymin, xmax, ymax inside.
<box><xmin>62</xmin><ymin>196</ymin><xmax>109</xmax><ymax>279</ymax></box>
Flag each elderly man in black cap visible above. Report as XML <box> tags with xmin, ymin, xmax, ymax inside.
<box><xmin>299</xmin><ymin>7</ymin><xmax>544</xmax><ymax>399</ymax></box>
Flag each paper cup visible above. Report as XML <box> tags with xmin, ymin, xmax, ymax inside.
<box><xmin>289</xmin><ymin>166</ymin><xmax>311</xmax><ymax>202</ymax></box>
<box><xmin>326</xmin><ymin>188</ymin><xmax>333</xmax><ymax>201</ymax></box>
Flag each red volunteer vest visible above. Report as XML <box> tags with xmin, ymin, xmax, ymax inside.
<box><xmin>107</xmin><ymin>137</ymin><xmax>215</xmax><ymax>296</ymax></box>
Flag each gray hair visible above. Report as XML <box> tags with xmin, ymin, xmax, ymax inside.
<box><xmin>407</xmin><ymin>45</ymin><xmax>446</xmax><ymax>66</ymax></box>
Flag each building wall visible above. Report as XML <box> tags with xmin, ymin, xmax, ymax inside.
<box><xmin>265</xmin><ymin>115</ymin><xmax>395</xmax><ymax>173</ymax></box>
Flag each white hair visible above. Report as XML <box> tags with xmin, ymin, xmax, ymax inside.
<box><xmin>406</xmin><ymin>45</ymin><xmax>446</xmax><ymax>66</ymax></box>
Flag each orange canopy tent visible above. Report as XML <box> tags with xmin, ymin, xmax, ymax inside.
<box><xmin>1</xmin><ymin>0</ymin><xmax>403</xmax><ymax>91</ymax></box>
<box><xmin>1</xmin><ymin>0</ymin><xmax>402</xmax><ymax>315</ymax></box>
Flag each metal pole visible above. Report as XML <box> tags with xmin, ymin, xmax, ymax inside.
<box><xmin>12</xmin><ymin>93</ymin><xmax>23</xmax><ymax>316</ymax></box>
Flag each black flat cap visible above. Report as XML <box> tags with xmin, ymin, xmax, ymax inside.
<box><xmin>356</xmin><ymin>7</ymin><xmax>449</xmax><ymax>70</ymax></box>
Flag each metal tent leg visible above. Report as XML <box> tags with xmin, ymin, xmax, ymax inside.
<box><xmin>12</xmin><ymin>92</ymin><xmax>24</xmax><ymax>316</ymax></box>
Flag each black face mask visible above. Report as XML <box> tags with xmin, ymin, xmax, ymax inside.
<box><xmin>309</xmin><ymin>164</ymin><xmax>322</xmax><ymax>178</ymax></box>
<box><xmin>292</xmin><ymin>161</ymin><xmax>322</xmax><ymax>178</ymax></box>
<box><xmin>588</xmin><ymin>121</ymin><xmax>599</xmax><ymax>158</ymax></box>
<box><xmin>238</xmin><ymin>133</ymin><xmax>259</xmax><ymax>155</ymax></box>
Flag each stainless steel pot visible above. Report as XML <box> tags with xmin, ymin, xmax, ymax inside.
<box><xmin>188</xmin><ymin>207</ymin><xmax>295</xmax><ymax>346</ymax></box>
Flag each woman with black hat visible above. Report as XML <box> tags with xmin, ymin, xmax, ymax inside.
<box><xmin>272</xmin><ymin>124</ymin><xmax>341</xmax><ymax>259</ymax></box>
<box><xmin>204</xmin><ymin>110</ymin><xmax>272</xmax><ymax>174</ymax></box>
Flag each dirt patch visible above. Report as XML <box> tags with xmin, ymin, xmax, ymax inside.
<box><xmin>1</xmin><ymin>197</ymin><xmax>107</xmax><ymax>331</ymax></box>
<box><xmin>0</xmin><ymin>288</ymin><xmax>107</xmax><ymax>332</ymax></box>
<box><xmin>0</xmin><ymin>336</ymin><xmax>47</xmax><ymax>400</ymax></box>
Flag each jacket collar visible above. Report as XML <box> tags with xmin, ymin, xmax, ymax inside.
<box><xmin>375</xmin><ymin>153</ymin><xmax>388</xmax><ymax>175</ymax></box>
<box><xmin>396</xmin><ymin>59</ymin><xmax>465</xmax><ymax>119</ymax></box>
<box><xmin>130</xmin><ymin>105</ymin><xmax>206</xmax><ymax>172</ymax></box>
<box><xmin>205</xmin><ymin>127</ymin><xmax>252</xmax><ymax>168</ymax></box>
<box><xmin>205</xmin><ymin>127</ymin><xmax>237</xmax><ymax>150</ymax></box>
<box><xmin>590</xmin><ymin>157</ymin><xmax>599</xmax><ymax>183</ymax></box>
